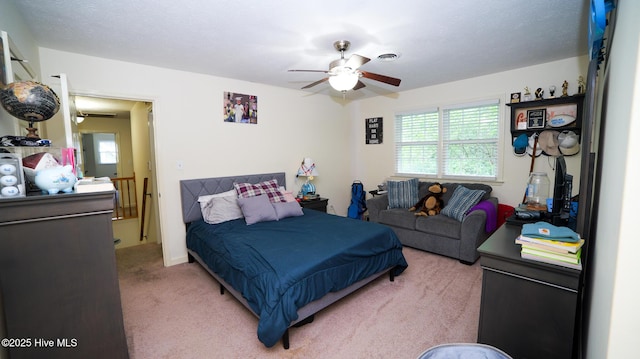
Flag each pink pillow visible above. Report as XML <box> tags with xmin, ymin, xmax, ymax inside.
<box><xmin>282</xmin><ymin>190</ymin><xmax>297</xmax><ymax>202</ymax></box>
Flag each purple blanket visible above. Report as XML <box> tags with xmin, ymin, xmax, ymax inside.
<box><xmin>467</xmin><ymin>200</ymin><xmax>497</xmax><ymax>233</ymax></box>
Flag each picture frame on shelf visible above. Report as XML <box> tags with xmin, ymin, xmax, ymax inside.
<box><xmin>527</xmin><ymin>109</ymin><xmax>546</xmax><ymax>129</ymax></box>
<box><xmin>546</xmin><ymin>103</ymin><xmax>578</xmax><ymax>128</ymax></box>
<box><xmin>515</xmin><ymin>111</ymin><xmax>527</xmax><ymax>130</ymax></box>
<box><xmin>510</xmin><ymin>92</ymin><xmax>521</xmax><ymax>103</ymax></box>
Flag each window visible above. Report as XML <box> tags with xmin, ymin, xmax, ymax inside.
<box><xmin>98</xmin><ymin>139</ymin><xmax>118</xmax><ymax>164</ymax></box>
<box><xmin>395</xmin><ymin>99</ymin><xmax>500</xmax><ymax>180</ymax></box>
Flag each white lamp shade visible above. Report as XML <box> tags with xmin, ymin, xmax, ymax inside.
<box><xmin>328</xmin><ymin>70</ymin><xmax>359</xmax><ymax>92</ymax></box>
<box><xmin>296</xmin><ymin>157</ymin><xmax>318</xmax><ymax>177</ymax></box>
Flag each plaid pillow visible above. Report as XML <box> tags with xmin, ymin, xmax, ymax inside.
<box><xmin>234</xmin><ymin>179</ymin><xmax>287</xmax><ymax>203</ymax></box>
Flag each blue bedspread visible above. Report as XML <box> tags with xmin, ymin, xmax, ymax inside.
<box><xmin>186</xmin><ymin>209</ymin><xmax>408</xmax><ymax>347</ymax></box>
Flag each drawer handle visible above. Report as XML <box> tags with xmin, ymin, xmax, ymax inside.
<box><xmin>482</xmin><ymin>266</ymin><xmax>578</xmax><ymax>293</ymax></box>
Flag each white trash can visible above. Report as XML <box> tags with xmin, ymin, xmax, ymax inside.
<box><xmin>417</xmin><ymin>343</ymin><xmax>512</xmax><ymax>359</ymax></box>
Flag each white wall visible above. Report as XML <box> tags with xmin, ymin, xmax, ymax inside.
<box><xmin>586</xmin><ymin>1</ymin><xmax>640</xmax><ymax>357</ymax></box>
<box><xmin>349</xmin><ymin>56</ymin><xmax>588</xmax><ymax>209</ymax></box>
<box><xmin>27</xmin><ymin>46</ymin><xmax>591</xmax><ymax>266</ymax></box>
<box><xmin>37</xmin><ymin>48</ymin><xmax>350</xmax><ymax>266</ymax></box>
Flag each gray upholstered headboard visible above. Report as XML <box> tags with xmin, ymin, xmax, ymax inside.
<box><xmin>180</xmin><ymin>172</ymin><xmax>286</xmax><ymax>224</ymax></box>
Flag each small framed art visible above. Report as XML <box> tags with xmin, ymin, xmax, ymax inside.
<box><xmin>510</xmin><ymin>92</ymin><xmax>521</xmax><ymax>103</ymax></box>
<box><xmin>366</xmin><ymin>117</ymin><xmax>383</xmax><ymax>144</ymax></box>
<box><xmin>527</xmin><ymin>109</ymin><xmax>546</xmax><ymax>129</ymax></box>
<box><xmin>223</xmin><ymin>92</ymin><xmax>258</xmax><ymax>124</ymax></box>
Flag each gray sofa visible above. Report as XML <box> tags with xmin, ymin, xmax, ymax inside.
<box><xmin>367</xmin><ymin>182</ymin><xmax>497</xmax><ymax>264</ymax></box>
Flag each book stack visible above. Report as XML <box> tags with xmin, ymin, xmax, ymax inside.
<box><xmin>74</xmin><ymin>177</ymin><xmax>115</xmax><ymax>193</ymax></box>
<box><xmin>516</xmin><ymin>222</ymin><xmax>584</xmax><ymax>270</ymax></box>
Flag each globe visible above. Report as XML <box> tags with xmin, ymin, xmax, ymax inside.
<box><xmin>0</xmin><ymin>81</ymin><xmax>60</xmax><ymax>138</ymax></box>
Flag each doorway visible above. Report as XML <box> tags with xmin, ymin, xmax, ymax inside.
<box><xmin>74</xmin><ymin>95</ymin><xmax>161</xmax><ymax>251</ymax></box>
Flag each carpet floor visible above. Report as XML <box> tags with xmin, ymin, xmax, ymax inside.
<box><xmin>116</xmin><ymin>243</ymin><xmax>483</xmax><ymax>359</ymax></box>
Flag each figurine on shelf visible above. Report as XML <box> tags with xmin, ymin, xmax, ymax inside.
<box><xmin>562</xmin><ymin>80</ymin><xmax>569</xmax><ymax>97</ymax></box>
<box><xmin>549</xmin><ymin>85</ymin><xmax>556</xmax><ymax>98</ymax></box>
<box><xmin>577</xmin><ymin>76</ymin><xmax>585</xmax><ymax>94</ymax></box>
<box><xmin>523</xmin><ymin>87</ymin><xmax>533</xmax><ymax>101</ymax></box>
<box><xmin>535</xmin><ymin>88</ymin><xmax>544</xmax><ymax>100</ymax></box>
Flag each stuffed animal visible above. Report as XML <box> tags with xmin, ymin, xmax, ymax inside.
<box><xmin>409</xmin><ymin>183</ymin><xmax>447</xmax><ymax>216</ymax></box>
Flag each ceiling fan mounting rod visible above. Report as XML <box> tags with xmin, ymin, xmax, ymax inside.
<box><xmin>333</xmin><ymin>40</ymin><xmax>351</xmax><ymax>54</ymax></box>
<box><xmin>330</xmin><ymin>40</ymin><xmax>352</xmax><ymax>71</ymax></box>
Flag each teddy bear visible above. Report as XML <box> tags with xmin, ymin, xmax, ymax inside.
<box><xmin>409</xmin><ymin>183</ymin><xmax>447</xmax><ymax>216</ymax></box>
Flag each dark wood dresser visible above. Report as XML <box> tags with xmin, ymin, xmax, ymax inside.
<box><xmin>477</xmin><ymin>224</ymin><xmax>581</xmax><ymax>359</ymax></box>
<box><xmin>0</xmin><ymin>191</ymin><xmax>129</xmax><ymax>359</ymax></box>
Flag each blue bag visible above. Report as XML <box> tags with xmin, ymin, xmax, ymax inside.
<box><xmin>347</xmin><ymin>181</ymin><xmax>367</xmax><ymax>220</ymax></box>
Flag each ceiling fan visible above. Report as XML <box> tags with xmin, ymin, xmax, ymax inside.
<box><xmin>288</xmin><ymin>40</ymin><xmax>401</xmax><ymax>92</ymax></box>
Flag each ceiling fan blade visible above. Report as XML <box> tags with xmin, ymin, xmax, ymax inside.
<box><xmin>288</xmin><ymin>69</ymin><xmax>328</xmax><ymax>73</ymax></box>
<box><xmin>360</xmin><ymin>71</ymin><xmax>402</xmax><ymax>86</ymax></box>
<box><xmin>353</xmin><ymin>80</ymin><xmax>366</xmax><ymax>90</ymax></box>
<box><xmin>301</xmin><ymin>77</ymin><xmax>329</xmax><ymax>89</ymax></box>
<box><xmin>344</xmin><ymin>54</ymin><xmax>370</xmax><ymax>70</ymax></box>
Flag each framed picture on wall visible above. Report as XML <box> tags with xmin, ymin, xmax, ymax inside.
<box><xmin>366</xmin><ymin>117</ymin><xmax>383</xmax><ymax>144</ymax></box>
<box><xmin>223</xmin><ymin>92</ymin><xmax>258</xmax><ymax>124</ymax></box>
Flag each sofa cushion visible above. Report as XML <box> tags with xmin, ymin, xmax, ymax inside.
<box><xmin>387</xmin><ymin>178</ymin><xmax>419</xmax><ymax>209</ymax></box>
<box><xmin>441</xmin><ymin>183</ymin><xmax>493</xmax><ymax>205</ymax></box>
<box><xmin>415</xmin><ymin>214</ymin><xmax>461</xmax><ymax>238</ymax></box>
<box><xmin>441</xmin><ymin>186</ymin><xmax>486</xmax><ymax>221</ymax></box>
<box><xmin>378</xmin><ymin>208</ymin><xmax>417</xmax><ymax>230</ymax></box>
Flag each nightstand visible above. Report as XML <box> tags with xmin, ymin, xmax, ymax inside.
<box><xmin>299</xmin><ymin>198</ymin><xmax>328</xmax><ymax>212</ymax></box>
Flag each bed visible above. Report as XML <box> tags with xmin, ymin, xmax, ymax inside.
<box><xmin>180</xmin><ymin>172</ymin><xmax>408</xmax><ymax>349</ymax></box>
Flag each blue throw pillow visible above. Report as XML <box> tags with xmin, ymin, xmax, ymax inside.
<box><xmin>387</xmin><ymin>178</ymin><xmax>419</xmax><ymax>209</ymax></box>
<box><xmin>441</xmin><ymin>186</ymin><xmax>486</xmax><ymax>222</ymax></box>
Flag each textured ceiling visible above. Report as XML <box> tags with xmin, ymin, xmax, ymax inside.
<box><xmin>11</xmin><ymin>0</ymin><xmax>588</xmax><ymax>101</ymax></box>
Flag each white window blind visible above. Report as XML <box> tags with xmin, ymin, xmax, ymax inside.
<box><xmin>395</xmin><ymin>99</ymin><xmax>500</xmax><ymax>180</ymax></box>
<box><xmin>395</xmin><ymin>109</ymin><xmax>439</xmax><ymax>176</ymax></box>
<box><xmin>442</xmin><ymin>100</ymin><xmax>499</xmax><ymax>179</ymax></box>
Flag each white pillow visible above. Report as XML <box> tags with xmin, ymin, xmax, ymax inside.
<box><xmin>198</xmin><ymin>189</ymin><xmax>243</xmax><ymax>224</ymax></box>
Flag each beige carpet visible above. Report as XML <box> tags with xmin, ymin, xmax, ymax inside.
<box><xmin>116</xmin><ymin>243</ymin><xmax>483</xmax><ymax>359</ymax></box>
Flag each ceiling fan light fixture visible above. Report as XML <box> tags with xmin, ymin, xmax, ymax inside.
<box><xmin>328</xmin><ymin>70</ymin><xmax>359</xmax><ymax>92</ymax></box>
